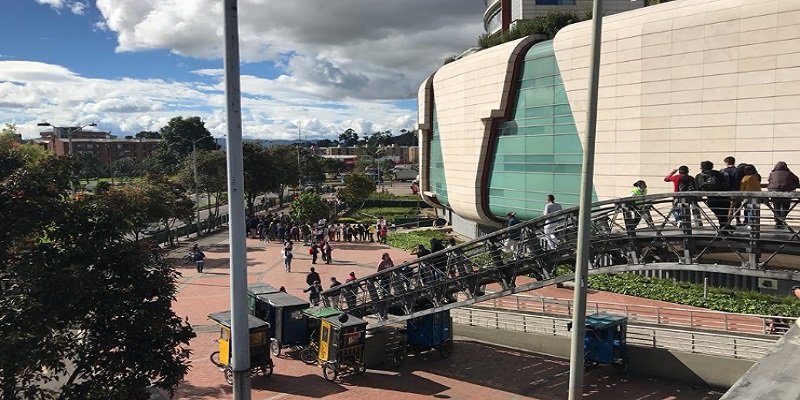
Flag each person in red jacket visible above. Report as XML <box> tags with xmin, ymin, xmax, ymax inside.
<box><xmin>664</xmin><ymin>165</ymin><xmax>701</xmax><ymax>226</ymax></box>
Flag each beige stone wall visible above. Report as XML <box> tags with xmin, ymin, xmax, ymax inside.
<box><xmin>553</xmin><ymin>0</ymin><xmax>800</xmax><ymax>199</ymax></box>
<box><xmin>418</xmin><ymin>37</ymin><xmax>537</xmax><ymax>222</ymax></box>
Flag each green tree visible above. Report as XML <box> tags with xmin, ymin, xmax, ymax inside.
<box><xmin>75</xmin><ymin>152</ymin><xmax>102</xmax><ymax>183</ymax></box>
<box><xmin>140</xmin><ymin>176</ymin><xmax>194</xmax><ymax>246</ymax></box>
<box><xmin>243</xmin><ymin>142</ymin><xmax>278</xmax><ymax>213</ymax></box>
<box><xmin>111</xmin><ymin>157</ymin><xmax>139</xmax><ymax>182</ymax></box>
<box><xmin>338</xmin><ymin>128</ymin><xmax>360</xmax><ymax>147</ymax></box>
<box><xmin>322</xmin><ymin>157</ymin><xmax>345</xmax><ymax>175</ymax></box>
<box><xmin>0</xmin><ymin>123</ymin><xmax>21</xmax><ymax>148</ymax></box>
<box><xmin>298</xmin><ymin>147</ymin><xmax>325</xmax><ymax>186</ymax></box>
<box><xmin>135</xmin><ymin>130</ymin><xmax>161</xmax><ymax>139</ymax></box>
<box><xmin>159</xmin><ymin>116</ymin><xmax>218</xmax><ymax>157</ymax></box>
<box><xmin>0</xmin><ymin>154</ymin><xmax>194</xmax><ymax>399</ymax></box>
<box><xmin>178</xmin><ymin>149</ymin><xmax>227</xmax><ymax>230</ymax></box>
<box><xmin>290</xmin><ymin>192</ymin><xmax>331</xmax><ymax>224</ymax></box>
<box><xmin>337</xmin><ymin>173</ymin><xmax>376</xmax><ymax>206</ymax></box>
<box><xmin>142</xmin><ymin>147</ymin><xmax>181</xmax><ymax>176</ymax></box>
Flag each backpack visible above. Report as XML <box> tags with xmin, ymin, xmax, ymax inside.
<box><xmin>678</xmin><ymin>175</ymin><xmax>696</xmax><ymax>192</ymax></box>
<box><xmin>698</xmin><ymin>171</ymin><xmax>725</xmax><ymax>191</ymax></box>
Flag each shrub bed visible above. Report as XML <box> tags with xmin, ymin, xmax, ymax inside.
<box><xmin>386</xmin><ymin>230</ymin><xmax>450</xmax><ymax>251</ymax></box>
<box><xmin>588</xmin><ymin>273</ymin><xmax>800</xmax><ymax>317</ymax></box>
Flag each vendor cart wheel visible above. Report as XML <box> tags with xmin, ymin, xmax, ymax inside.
<box><xmin>300</xmin><ymin>347</ymin><xmax>317</xmax><ymax>365</ymax></box>
<box><xmin>270</xmin><ymin>339</ymin><xmax>282</xmax><ymax>357</ymax></box>
<box><xmin>322</xmin><ymin>363</ymin><xmax>339</xmax><ymax>382</ymax></box>
<box><xmin>615</xmin><ymin>357</ymin><xmax>630</xmax><ymax>374</ymax></box>
<box><xmin>223</xmin><ymin>367</ymin><xmax>233</xmax><ymax>385</ymax></box>
<box><xmin>392</xmin><ymin>349</ymin><xmax>405</xmax><ymax>368</ymax></box>
<box><xmin>438</xmin><ymin>340</ymin><xmax>453</xmax><ymax>359</ymax></box>
<box><xmin>209</xmin><ymin>351</ymin><xmax>222</xmax><ymax>367</ymax></box>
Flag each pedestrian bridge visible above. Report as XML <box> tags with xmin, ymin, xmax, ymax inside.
<box><xmin>321</xmin><ymin>192</ymin><xmax>800</xmax><ymax>328</ymax></box>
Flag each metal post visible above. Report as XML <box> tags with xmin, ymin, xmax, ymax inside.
<box><xmin>297</xmin><ymin>124</ymin><xmax>302</xmax><ymax>189</ymax></box>
<box><xmin>567</xmin><ymin>1</ymin><xmax>603</xmax><ymax>399</ymax></box>
<box><xmin>193</xmin><ymin>142</ymin><xmax>201</xmax><ymax>236</ymax></box>
<box><xmin>67</xmin><ymin>127</ymin><xmax>75</xmax><ymax>158</ymax></box>
<box><xmin>223</xmin><ymin>1</ymin><xmax>250</xmax><ymax>399</ymax></box>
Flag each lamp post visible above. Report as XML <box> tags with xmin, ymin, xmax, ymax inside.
<box><xmin>37</xmin><ymin>122</ymin><xmax>97</xmax><ymax>157</ymax></box>
<box><xmin>184</xmin><ymin>136</ymin><xmax>212</xmax><ymax>237</ymax></box>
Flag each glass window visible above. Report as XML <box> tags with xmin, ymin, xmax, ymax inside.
<box><xmin>535</xmin><ymin>0</ymin><xmax>576</xmax><ymax>5</ymax></box>
<box><xmin>488</xmin><ymin>40</ymin><xmax>595</xmax><ymax>219</ymax></box>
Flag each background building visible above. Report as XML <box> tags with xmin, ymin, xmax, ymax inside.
<box><xmin>425</xmin><ymin>0</ymin><xmax>800</xmax><ymax>238</ymax></box>
<box><xmin>484</xmin><ymin>0</ymin><xmax>644</xmax><ymax>34</ymax></box>
<box><xmin>37</xmin><ymin>128</ymin><xmax>159</xmax><ymax>165</ymax></box>
<box><xmin>318</xmin><ymin>145</ymin><xmax>419</xmax><ymax>165</ymax></box>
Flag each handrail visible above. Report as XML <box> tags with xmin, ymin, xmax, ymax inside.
<box><xmin>474</xmin><ymin>292</ymin><xmax>797</xmax><ymax>335</ymax></box>
<box><xmin>321</xmin><ymin>191</ymin><xmax>800</xmax><ymax>325</ymax></box>
<box><xmin>451</xmin><ymin>307</ymin><xmax>778</xmax><ymax>361</ymax></box>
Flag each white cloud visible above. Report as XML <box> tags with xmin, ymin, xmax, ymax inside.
<box><xmin>35</xmin><ymin>0</ymin><xmax>89</xmax><ymax>15</ymax></box>
<box><xmin>0</xmin><ymin>61</ymin><xmax>416</xmax><ymax>140</ymax></box>
<box><xmin>94</xmin><ymin>0</ymin><xmax>484</xmax><ymax>100</ymax></box>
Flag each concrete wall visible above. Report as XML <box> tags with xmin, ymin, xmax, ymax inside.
<box><xmin>454</xmin><ymin>323</ymin><xmax>754</xmax><ymax>388</ymax></box>
<box><xmin>554</xmin><ymin>0</ymin><xmax>800</xmax><ymax>199</ymax></box>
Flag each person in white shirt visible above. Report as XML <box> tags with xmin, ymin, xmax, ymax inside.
<box><xmin>543</xmin><ymin>194</ymin><xmax>562</xmax><ymax>250</ymax></box>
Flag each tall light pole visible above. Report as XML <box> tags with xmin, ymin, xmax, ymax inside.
<box><xmin>223</xmin><ymin>1</ymin><xmax>251</xmax><ymax>398</ymax></box>
<box><xmin>37</xmin><ymin>121</ymin><xmax>97</xmax><ymax>157</ymax></box>
<box><xmin>568</xmin><ymin>0</ymin><xmax>603</xmax><ymax>399</ymax></box>
<box><xmin>297</xmin><ymin>123</ymin><xmax>302</xmax><ymax>190</ymax></box>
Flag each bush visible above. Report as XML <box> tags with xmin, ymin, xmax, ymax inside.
<box><xmin>386</xmin><ymin>230</ymin><xmax>450</xmax><ymax>251</ymax></box>
<box><xmin>356</xmin><ymin>206</ymin><xmax>419</xmax><ymax>223</ymax></box>
<box><xmin>477</xmin><ymin>10</ymin><xmax>590</xmax><ymax>50</ymax></box>
<box><xmin>588</xmin><ymin>273</ymin><xmax>800</xmax><ymax>317</ymax></box>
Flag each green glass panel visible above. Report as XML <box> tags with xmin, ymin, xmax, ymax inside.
<box><xmin>429</xmin><ymin>104</ymin><xmax>448</xmax><ymax>205</ymax></box>
<box><xmin>488</xmin><ymin>40</ymin><xmax>596</xmax><ymax>220</ymax></box>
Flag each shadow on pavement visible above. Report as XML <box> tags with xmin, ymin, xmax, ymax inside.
<box><xmin>252</xmin><ymin>373</ymin><xmax>347</xmax><ymax>398</ymax></box>
<box><xmin>336</xmin><ymin>370</ymin><xmax>450</xmax><ymax>397</ymax></box>
<box><xmin>170</xmin><ymin>382</ymin><xmax>231</xmax><ymax>400</ymax></box>
<box><xmin>407</xmin><ymin>340</ymin><xmax>721</xmax><ymax>400</ymax></box>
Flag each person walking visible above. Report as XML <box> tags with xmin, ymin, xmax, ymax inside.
<box><xmin>767</xmin><ymin>161</ymin><xmax>799</xmax><ymax>229</ymax></box>
<box><xmin>377</xmin><ymin>253</ymin><xmax>394</xmax><ymax>294</ymax></box>
<box><xmin>283</xmin><ymin>240</ymin><xmax>294</xmax><ymax>272</ymax></box>
<box><xmin>309</xmin><ymin>243</ymin><xmax>319</xmax><ymax>264</ymax></box>
<box><xmin>624</xmin><ymin>180</ymin><xmax>649</xmax><ymax>232</ymax></box>
<box><xmin>368</xmin><ymin>224</ymin><xmax>376</xmax><ymax>242</ymax></box>
<box><xmin>191</xmin><ymin>243</ymin><xmax>205</xmax><ymax>273</ymax></box>
<box><xmin>329</xmin><ymin>276</ymin><xmax>342</xmax><ymax>288</ymax></box>
<box><xmin>303</xmin><ymin>280</ymin><xmax>323</xmax><ymax>306</ymax></box>
<box><xmin>721</xmin><ymin>156</ymin><xmax>744</xmax><ymax>226</ymax></box>
<box><xmin>323</xmin><ymin>240</ymin><xmax>333</xmax><ymax>264</ymax></box>
<box><xmin>504</xmin><ymin>212</ymin><xmax>521</xmax><ymax>255</ymax></box>
<box><xmin>543</xmin><ymin>194</ymin><xmax>562</xmax><ymax>250</ymax></box>
<box><xmin>306</xmin><ymin>267</ymin><xmax>321</xmax><ymax>288</ymax></box>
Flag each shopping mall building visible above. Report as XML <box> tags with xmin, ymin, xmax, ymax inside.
<box><xmin>419</xmin><ymin>0</ymin><xmax>800</xmax><ymax>238</ymax></box>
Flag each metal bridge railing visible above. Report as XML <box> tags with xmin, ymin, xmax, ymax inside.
<box><xmin>473</xmin><ymin>293</ymin><xmax>798</xmax><ymax>336</ymax></box>
<box><xmin>451</xmin><ymin>307</ymin><xmax>778</xmax><ymax>361</ymax></box>
<box><xmin>321</xmin><ymin>192</ymin><xmax>800</xmax><ymax>325</ymax></box>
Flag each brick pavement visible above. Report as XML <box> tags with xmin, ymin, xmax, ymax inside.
<box><xmin>169</xmin><ymin>230</ymin><xmax>723</xmax><ymax>399</ymax></box>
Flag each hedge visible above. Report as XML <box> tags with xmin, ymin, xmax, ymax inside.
<box><xmin>588</xmin><ymin>273</ymin><xmax>800</xmax><ymax>317</ymax></box>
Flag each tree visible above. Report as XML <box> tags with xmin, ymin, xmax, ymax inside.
<box><xmin>337</xmin><ymin>173</ymin><xmax>376</xmax><ymax>206</ymax></box>
<box><xmin>322</xmin><ymin>158</ymin><xmax>345</xmax><ymax>175</ymax></box>
<box><xmin>316</xmin><ymin>138</ymin><xmax>338</xmax><ymax>148</ymax></box>
<box><xmin>0</xmin><ymin>153</ymin><xmax>194</xmax><ymax>399</ymax></box>
<box><xmin>338</xmin><ymin>128</ymin><xmax>360</xmax><ymax>147</ymax></box>
<box><xmin>142</xmin><ymin>147</ymin><xmax>181</xmax><ymax>176</ymax></box>
<box><xmin>135</xmin><ymin>130</ymin><xmax>161</xmax><ymax>139</ymax></box>
<box><xmin>394</xmin><ymin>129</ymin><xmax>418</xmax><ymax>146</ymax></box>
<box><xmin>139</xmin><ymin>176</ymin><xmax>194</xmax><ymax>246</ymax></box>
<box><xmin>159</xmin><ymin>116</ymin><xmax>218</xmax><ymax>157</ymax></box>
<box><xmin>242</xmin><ymin>142</ymin><xmax>278</xmax><ymax>213</ymax></box>
<box><xmin>111</xmin><ymin>157</ymin><xmax>139</xmax><ymax>182</ymax></box>
<box><xmin>178</xmin><ymin>150</ymin><xmax>227</xmax><ymax>230</ymax></box>
<box><xmin>290</xmin><ymin>192</ymin><xmax>331</xmax><ymax>224</ymax></box>
<box><xmin>298</xmin><ymin>147</ymin><xmax>325</xmax><ymax>186</ymax></box>
<box><xmin>0</xmin><ymin>123</ymin><xmax>20</xmax><ymax>148</ymax></box>
<box><xmin>75</xmin><ymin>152</ymin><xmax>102</xmax><ymax>183</ymax></box>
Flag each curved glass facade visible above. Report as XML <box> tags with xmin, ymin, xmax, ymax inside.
<box><xmin>487</xmin><ymin>40</ymin><xmax>591</xmax><ymax>220</ymax></box>
<box><xmin>428</xmin><ymin>104</ymin><xmax>449</xmax><ymax>206</ymax></box>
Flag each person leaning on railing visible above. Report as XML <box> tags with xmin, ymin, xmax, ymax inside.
<box><xmin>739</xmin><ymin>165</ymin><xmax>762</xmax><ymax>227</ymax></box>
<box><xmin>767</xmin><ymin>161</ymin><xmax>799</xmax><ymax>229</ymax></box>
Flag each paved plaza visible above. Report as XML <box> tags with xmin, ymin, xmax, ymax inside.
<box><xmin>168</xmin><ymin>230</ymin><xmax>723</xmax><ymax>400</ymax></box>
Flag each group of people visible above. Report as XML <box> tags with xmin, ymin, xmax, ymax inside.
<box><xmin>620</xmin><ymin>157</ymin><xmax>800</xmax><ymax>231</ymax></box>
<box><xmin>303</xmin><ymin>268</ymin><xmax>358</xmax><ymax>306</ymax></box>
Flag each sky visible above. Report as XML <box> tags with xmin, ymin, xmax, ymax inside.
<box><xmin>0</xmin><ymin>0</ymin><xmax>485</xmax><ymax>140</ymax></box>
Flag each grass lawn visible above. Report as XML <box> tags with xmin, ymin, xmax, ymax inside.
<box><xmin>385</xmin><ymin>229</ymin><xmax>450</xmax><ymax>251</ymax></box>
<box><xmin>356</xmin><ymin>206</ymin><xmax>420</xmax><ymax>222</ymax></box>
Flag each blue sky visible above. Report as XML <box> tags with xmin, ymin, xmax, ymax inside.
<box><xmin>0</xmin><ymin>0</ymin><xmax>484</xmax><ymax>139</ymax></box>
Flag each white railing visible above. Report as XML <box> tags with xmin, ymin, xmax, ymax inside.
<box><xmin>466</xmin><ymin>292</ymin><xmax>797</xmax><ymax>336</ymax></box>
<box><xmin>451</xmin><ymin>307</ymin><xmax>777</xmax><ymax>361</ymax></box>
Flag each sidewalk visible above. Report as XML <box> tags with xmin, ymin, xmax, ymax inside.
<box><xmin>167</xmin><ymin>229</ymin><xmax>724</xmax><ymax>400</ymax></box>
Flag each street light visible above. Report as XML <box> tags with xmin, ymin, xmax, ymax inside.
<box><xmin>183</xmin><ymin>136</ymin><xmax>214</xmax><ymax>237</ymax></box>
<box><xmin>37</xmin><ymin>121</ymin><xmax>97</xmax><ymax>157</ymax></box>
